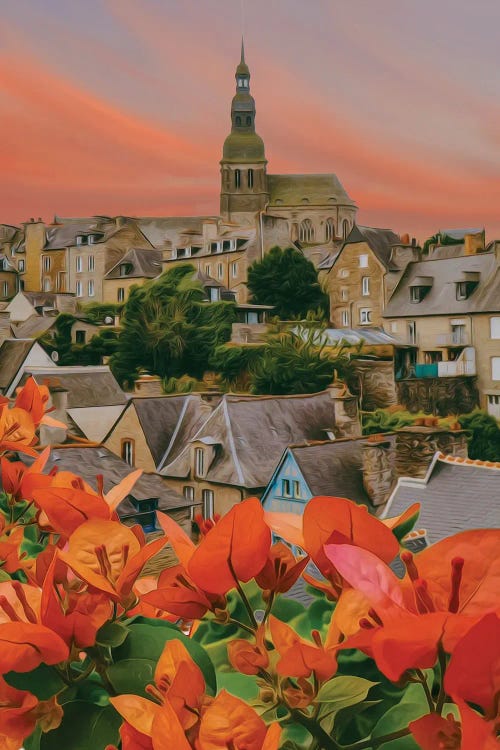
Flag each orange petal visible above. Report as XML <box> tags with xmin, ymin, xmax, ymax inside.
<box><xmin>155</xmin><ymin>511</ymin><xmax>196</xmax><ymax>569</ymax></box>
<box><xmin>110</xmin><ymin>695</ymin><xmax>158</xmax><ymax>737</ymax></box>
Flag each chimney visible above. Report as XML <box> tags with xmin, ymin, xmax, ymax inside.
<box><xmin>464</xmin><ymin>232</ymin><xmax>485</xmax><ymax>256</ymax></box>
<box><xmin>134</xmin><ymin>374</ymin><xmax>164</xmax><ymax>397</ymax></box>
<box><xmin>400</xmin><ymin>233</ymin><xmax>410</xmax><ymax>245</ymax></box>
<box><xmin>362</xmin><ymin>436</ymin><xmax>394</xmax><ymax>506</ymax></box>
<box><xmin>202</xmin><ymin>220</ymin><xmax>218</xmax><ymax>242</ymax></box>
<box><xmin>395</xmin><ymin>425</ymin><xmax>468</xmax><ymax>479</ymax></box>
<box><xmin>39</xmin><ymin>385</ymin><xmax>68</xmax><ymax>445</ymax></box>
<box><xmin>328</xmin><ymin>382</ymin><xmax>362</xmax><ymax>439</ymax></box>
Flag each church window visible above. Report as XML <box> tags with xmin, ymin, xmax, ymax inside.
<box><xmin>248</xmin><ymin>169</ymin><xmax>254</xmax><ymax>188</ymax></box>
<box><xmin>235</xmin><ymin>169</ymin><xmax>241</xmax><ymax>189</ymax></box>
<box><xmin>325</xmin><ymin>218</ymin><xmax>335</xmax><ymax>242</ymax></box>
<box><xmin>236</xmin><ymin>116</ymin><xmax>241</xmax><ymax>126</ymax></box>
<box><xmin>246</xmin><ymin>115</ymin><xmax>251</xmax><ymax>125</ymax></box>
<box><xmin>299</xmin><ymin>219</ymin><xmax>314</xmax><ymax>243</ymax></box>
<box><xmin>342</xmin><ymin>219</ymin><xmax>350</xmax><ymax>239</ymax></box>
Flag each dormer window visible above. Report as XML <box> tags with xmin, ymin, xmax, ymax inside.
<box><xmin>409</xmin><ymin>276</ymin><xmax>433</xmax><ymax>303</ymax></box>
<box><xmin>222</xmin><ymin>240</ymin><xmax>231</xmax><ymax>252</ymax></box>
<box><xmin>195</xmin><ymin>447</ymin><xmax>204</xmax><ymax>477</ymax></box>
<box><xmin>119</xmin><ymin>264</ymin><xmax>130</xmax><ymax>277</ymax></box>
<box><xmin>76</xmin><ymin>235</ymin><xmax>83</xmax><ymax>246</ymax></box>
<box><xmin>454</xmin><ymin>272</ymin><xmax>479</xmax><ymax>301</ymax></box>
<box><xmin>208</xmin><ymin>287</ymin><xmax>220</xmax><ymax>302</ymax></box>
<box><xmin>88</xmin><ymin>235</ymin><xmax>94</xmax><ymax>245</ymax></box>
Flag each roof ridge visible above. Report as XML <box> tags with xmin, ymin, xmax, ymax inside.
<box><xmin>222</xmin><ymin>397</ymin><xmax>245</xmax><ymax>486</ymax></box>
<box><xmin>437</xmin><ymin>451</ymin><xmax>500</xmax><ymax>470</ymax></box>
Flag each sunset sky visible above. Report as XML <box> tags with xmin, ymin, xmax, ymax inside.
<box><xmin>2</xmin><ymin>0</ymin><xmax>500</xmax><ymax>239</ymax></box>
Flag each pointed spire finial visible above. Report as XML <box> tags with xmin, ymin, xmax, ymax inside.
<box><xmin>241</xmin><ymin>36</ymin><xmax>245</xmax><ymax>64</ymax></box>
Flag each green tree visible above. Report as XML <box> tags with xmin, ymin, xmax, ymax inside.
<box><xmin>247</xmin><ymin>246</ymin><xmax>329</xmax><ymax>319</ymax></box>
<box><xmin>110</xmin><ymin>264</ymin><xmax>236</xmax><ymax>389</ymax></box>
<box><xmin>249</xmin><ymin>328</ymin><xmax>350</xmax><ymax>395</ymax></box>
<box><xmin>458</xmin><ymin>410</ymin><xmax>500</xmax><ymax>461</ymax></box>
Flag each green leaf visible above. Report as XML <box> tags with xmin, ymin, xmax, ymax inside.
<box><xmin>96</xmin><ymin>621</ymin><xmax>129</xmax><ymax>648</ymax></box>
<box><xmin>106</xmin><ymin>658</ymin><xmax>156</xmax><ymax>697</ymax></box>
<box><xmin>216</xmin><ymin>671</ymin><xmax>260</xmax><ymax>701</ymax></box>
<box><xmin>113</xmin><ymin>616</ymin><xmax>216</xmax><ymax>694</ymax></box>
<box><xmin>0</xmin><ymin>568</ymin><xmax>12</xmax><ymax>582</ymax></box>
<box><xmin>5</xmin><ymin>664</ymin><xmax>66</xmax><ymax>700</ymax></box>
<box><xmin>40</xmin><ymin>701</ymin><xmax>121</xmax><ymax>750</ymax></box>
<box><xmin>24</xmin><ymin>726</ymin><xmax>41</xmax><ymax>750</ymax></box>
<box><xmin>317</xmin><ymin>676</ymin><xmax>377</xmax><ymax>708</ymax></box>
<box><xmin>372</xmin><ymin>701</ymin><xmax>426</xmax><ymax>749</ymax></box>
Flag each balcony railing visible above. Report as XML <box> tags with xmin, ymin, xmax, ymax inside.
<box><xmin>435</xmin><ymin>332</ymin><xmax>470</xmax><ymax>347</ymax></box>
<box><xmin>410</xmin><ymin>347</ymin><xmax>476</xmax><ymax>379</ymax></box>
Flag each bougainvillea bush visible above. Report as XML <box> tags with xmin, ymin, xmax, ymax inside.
<box><xmin>0</xmin><ymin>379</ymin><xmax>498</xmax><ymax>749</ymax></box>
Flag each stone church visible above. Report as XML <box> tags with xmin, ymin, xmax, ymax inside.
<box><xmin>151</xmin><ymin>41</ymin><xmax>358</xmax><ymax>302</ymax></box>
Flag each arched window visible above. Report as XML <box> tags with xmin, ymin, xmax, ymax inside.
<box><xmin>246</xmin><ymin>115</ymin><xmax>251</xmax><ymax>126</ymax></box>
<box><xmin>299</xmin><ymin>219</ymin><xmax>315</xmax><ymax>243</ymax></box>
<box><xmin>235</xmin><ymin>116</ymin><xmax>241</xmax><ymax>126</ymax></box>
<box><xmin>234</xmin><ymin>169</ymin><xmax>241</xmax><ymax>189</ymax></box>
<box><xmin>342</xmin><ymin>219</ymin><xmax>350</xmax><ymax>239</ymax></box>
<box><xmin>248</xmin><ymin>168</ymin><xmax>254</xmax><ymax>189</ymax></box>
<box><xmin>325</xmin><ymin>218</ymin><xmax>335</xmax><ymax>242</ymax></box>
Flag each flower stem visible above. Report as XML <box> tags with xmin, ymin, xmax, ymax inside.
<box><xmin>290</xmin><ymin>709</ymin><xmax>340</xmax><ymax>750</ymax></box>
<box><xmin>436</xmin><ymin>646</ymin><xmax>447</xmax><ymax>714</ymax></box>
<box><xmin>415</xmin><ymin>669</ymin><xmax>435</xmax><ymax>712</ymax></box>
<box><xmin>342</xmin><ymin>727</ymin><xmax>412</xmax><ymax>750</ymax></box>
<box><xmin>228</xmin><ymin>559</ymin><xmax>258</xmax><ymax>630</ymax></box>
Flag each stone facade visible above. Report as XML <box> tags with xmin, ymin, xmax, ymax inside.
<box><xmin>350</xmin><ymin>359</ymin><xmax>398</xmax><ymax>411</ymax></box>
<box><xmin>394</xmin><ymin>427</ymin><xmax>468</xmax><ymax>479</ymax></box>
<box><xmin>361</xmin><ymin>438</ymin><xmax>395</xmax><ymax>506</ymax></box>
<box><xmin>397</xmin><ymin>376</ymin><xmax>479</xmax><ymax>416</ymax></box>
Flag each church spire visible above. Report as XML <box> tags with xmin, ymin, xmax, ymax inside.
<box><xmin>241</xmin><ymin>36</ymin><xmax>245</xmax><ymax>65</ymax></box>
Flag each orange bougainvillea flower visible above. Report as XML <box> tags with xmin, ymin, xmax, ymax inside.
<box><xmin>0</xmin><ymin>580</ymin><xmax>41</xmax><ymax>626</ymax></box>
<box><xmin>143</xmin><ymin>564</ymin><xmax>216</xmax><ymax>620</ymax></box>
<box><xmin>187</xmin><ymin>498</ymin><xmax>271</xmax><ymax>596</ymax></box>
<box><xmin>14</xmin><ymin>377</ymin><xmax>64</xmax><ymax>429</ymax></box>
<box><xmin>270</xmin><ymin>616</ymin><xmax>337</xmax><ymax>684</ymax></box>
<box><xmin>255</xmin><ymin>541</ymin><xmax>309</xmax><ymax>596</ymax></box>
<box><xmin>266</xmin><ymin>496</ymin><xmax>400</xmax><ymax>598</ymax></box>
<box><xmin>0</xmin><ymin>406</ymin><xmax>37</xmax><ymax>457</ymax></box>
<box><xmin>0</xmin><ymin>621</ymin><xmax>68</xmax><ymax>673</ymax></box>
<box><xmin>197</xmin><ymin>691</ymin><xmax>282</xmax><ymax>750</ymax></box>
<box><xmin>29</xmin><ymin>465</ymin><xmax>143</xmax><ymax>537</ymax></box>
<box><xmin>111</xmin><ymin>639</ymin><xmax>206</xmax><ymax>750</ymax></box>
<box><xmin>0</xmin><ymin>676</ymin><xmax>62</xmax><ymax>749</ymax></box>
<box><xmin>409</xmin><ymin>701</ymin><xmax>499</xmax><ymax>750</ymax></box>
<box><xmin>227</xmin><ymin>626</ymin><xmax>269</xmax><ymax>675</ymax></box>
<box><xmin>59</xmin><ymin>519</ymin><xmax>166</xmax><ymax>608</ymax></box>
<box><xmin>0</xmin><ymin>523</ymin><xmax>30</xmax><ymax>575</ymax></box>
<box><xmin>325</xmin><ymin>531</ymin><xmax>500</xmax><ymax>680</ymax></box>
<box><xmin>444</xmin><ymin>612</ymin><xmax>500</xmax><ymax>720</ymax></box>
<box><xmin>0</xmin><ymin>447</ymin><xmax>51</xmax><ymax>501</ymax></box>
<box><xmin>40</xmin><ymin>553</ymin><xmax>111</xmax><ymax>649</ymax></box>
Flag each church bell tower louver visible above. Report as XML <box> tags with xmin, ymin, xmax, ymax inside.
<box><xmin>220</xmin><ymin>40</ymin><xmax>269</xmax><ymax>223</ymax></box>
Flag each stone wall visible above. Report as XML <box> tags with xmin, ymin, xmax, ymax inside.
<box><xmin>350</xmin><ymin>359</ymin><xmax>398</xmax><ymax>411</ymax></box>
<box><xmin>396</xmin><ymin>376</ymin><xmax>479</xmax><ymax>416</ymax></box>
<box><xmin>395</xmin><ymin>427</ymin><xmax>468</xmax><ymax>478</ymax></box>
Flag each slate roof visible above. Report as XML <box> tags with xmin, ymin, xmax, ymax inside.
<box><xmin>268</xmin><ymin>174</ymin><xmax>356</xmax><ymax>207</ymax></box>
<box><xmin>342</xmin><ymin>225</ymin><xmax>402</xmax><ymax>270</ymax></box>
<box><xmin>44</xmin><ymin>218</ymin><xmax>113</xmax><ymax>250</ymax></box>
<box><xmin>116</xmin><ymin>395</ymin><xmax>211</xmax><ymax>469</ymax></box>
<box><xmin>383</xmin><ymin>251</ymin><xmax>499</xmax><ymax>318</ymax></box>
<box><xmin>21</xmin><ymin>446</ymin><xmax>190</xmax><ymax>516</ymax></box>
<box><xmin>21</xmin><ymin>366</ymin><xmax>127</xmax><ymax>408</ymax></box>
<box><xmin>295</xmin><ymin>326</ymin><xmax>406</xmax><ymax>347</ymax></box>
<box><xmin>12</xmin><ymin>316</ymin><xmax>57</xmax><ymax>339</ymax></box>
<box><xmin>289</xmin><ymin>436</ymin><xmax>395</xmax><ymax>511</ymax></box>
<box><xmin>105</xmin><ymin>248</ymin><xmax>162</xmax><ymax>280</ymax></box>
<box><xmin>0</xmin><ymin>339</ymin><xmax>35</xmax><ymax>390</ymax></box>
<box><xmin>162</xmin><ymin>391</ymin><xmax>344</xmax><ymax>489</ymax></box>
<box><xmin>382</xmin><ymin>453</ymin><xmax>500</xmax><ymax>544</ymax></box>
<box><xmin>19</xmin><ymin>292</ymin><xmax>77</xmax><ymax>314</ymax></box>
<box><xmin>137</xmin><ymin>217</ymin><xmax>218</xmax><ymax>249</ymax></box>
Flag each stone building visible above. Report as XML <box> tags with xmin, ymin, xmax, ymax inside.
<box><xmin>383</xmin><ymin>245</ymin><xmax>500</xmax><ymax>417</ymax></box>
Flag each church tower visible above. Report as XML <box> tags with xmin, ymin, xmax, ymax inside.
<box><xmin>220</xmin><ymin>41</ymin><xmax>269</xmax><ymax>223</ymax></box>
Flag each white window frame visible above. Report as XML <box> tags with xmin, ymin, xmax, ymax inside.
<box><xmin>195</xmin><ymin>447</ymin><xmax>204</xmax><ymax>477</ymax></box>
<box><xmin>76</xmin><ymin>256</ymin><xmax>82</xmax><ymax>273</ymax></box>
<box><xmin>202</xmin><ymin>489</ymin><xmax>214</xmax><ymax>519</ymax></box>
<box><xmin>42</xmin><ymin>255</ymin><xmax>51</xmax><ymax>272</ymax></box>
<box><xmin>282</xmin><ymin>479</ymin><xmax>291</xmax><ymax>497</ymax></box>
<box><xmin>88</xmin><ymin>255</ymin><xmax>95</xmax><ymax>272</ymax></box>
<box><xmin>122</xmin><ymin>439</ymin><xmax>134</xmax><ymax>466</ymax></box>
<box><xmin>76</xmin><ymin>281</ymin><xmax>83</xmax><ymax>298</ymax></box>
<box><xmin>88</xmin><ymin>280</ymin><xmax>95</xmax><ymax>297</ymax></box>
<box><xmin>359</xmin><ymin>308</ymin><xmax>372</xmax><ymax>325</ymax></box>
<box><xmin>43</xmin><ymin>278</ymin><xmax>51</xmax><ymax>292</ymax></box>
<box><xmin>490</xmin><ymin>317</ymin><xmax>500</xmax><ymax>340</ymax></box>
<box><xmin>18</xmin><ymin>259</ymin><xmax>25</xmax><ymax>272</ymax></box>
<box><xmin>341</xmin><ymin>310</ymin><xmax>349</xmax><ymax>327</ymax></box>
<box><xmin>217</xmin><ymin>263</ymin><xmax>223</xmax><ymax>280</ymax></box>
<box><xmin>362</xmin><ymin>276</ymin><xmax>370</xmax><ymax>296</ymax></box>
<box><xmin>231</xmin><ymin>261</ymin><xmax>238</xmax><ymax>278</ymax></box>
<box><xmin>359</xmin><ymin>254</ymin><xmax>369</xmax><ymax>268</ymax></box>
<box><xmin>117</xmin><ymin>287</ymin><xmax>125</xmax><ymax>303</ymax></box>
<box><xmin>2</xmin><ymin>281</ymin><xmax>8</xmax><ymax>297</ymax></box>
<box><xmin>341</xmin><ymin>287</ymin><xmax>348</xmax><ymax>301</ymax></box>
<box><xmin>492</xmin><ymin>357</ymin><xmax>500</xmax><ymax>381</ymax></box>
